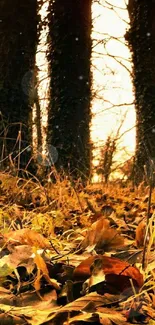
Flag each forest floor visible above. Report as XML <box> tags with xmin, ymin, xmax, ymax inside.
<box><xmin>0</xmin><ymin>171</ymin><xmax>154</xmax><ymax>325</ymax></box>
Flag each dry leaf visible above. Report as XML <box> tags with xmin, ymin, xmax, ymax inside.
<box><xmin>46</xmin><ymin>293</ymin><xmax>131</xmax><ymax>325</ymax></box>
<box><xmin>34</xmin><ymin>252</ymin><xmax>61</xmax><ymax>291</ymax></box>
<box><xmin>136</xmin><ymin>220</ymin><xmax>146</xmax><ymax>247</ymax></box>
<box><xmin>97</xmin><ymin>307</ymin><xmax>129</xmax><ymax>325</ymax></box>
<box><xmin>81</xmin><ymin>217</ymin><xmax>124</xmax><ymax>251</ymax></box>
<box><xmin>73</xmin><ymin>255</ymin><xmax>143</xmax><ymax>294</ymax></box>
<box><xmin>3</xmin><ymin>228</ymin><xmax>51</xmax><ymax>249</ymax></box>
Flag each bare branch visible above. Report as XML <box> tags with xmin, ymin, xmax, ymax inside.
<box><xmin>92</xmin><ymin>34</ymin><xmax>127</xmax><ymax>48</ymax></box>
<box><xmin>93</xmin><ymin>51</ymin><xmax>131</xmax><ymax>63</ymax></box>
<box><xmin>105</xmin><ymin>0</ymin><xmax>127</xmax><ymax>10</ymax></box>
<box><xmin>103</xmin><ymin>48</ymin><xmax>132</xmax><ymax>76</ymax></box>
<box><xmin>94</xmin><ymin>102</ymin><xmax>134</xmax><ymax>115</ymax></box>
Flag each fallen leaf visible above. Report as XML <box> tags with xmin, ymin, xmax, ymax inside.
<box><xmin>73</xmin><ymin>255</ymin><xmax>143</xmax><ymax>294</ymax></box>
<box><xmin>81</xmin><ymin>217</ymin><xmax>124</xmax><ymax>252</ymax></box>
<box><xmin>97</xmin><ymin>307</ymin><xmax>130</xmax><ymax>325</ymax></box>
<box><xmin>34</xmin><ymin>252</ymin><xmax>61</xmax><ymax>291</ymax></box>
<box><xmin>3</xmin><ymin>228</ymin><xmax>51</xmax><ymax>249</ymax></box>
<box><xmin>136</xmin><ymin>220</ymin><xmax>146</xmax><ymax>247</ymax></box>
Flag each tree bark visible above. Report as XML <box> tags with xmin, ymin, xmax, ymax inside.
<box><xmin>48</xmin><ymin>0</ymin><xmax>92</xmax><ymax>181</ymax></box>
<box><xmin>127</xmin><ymin>0</ymin><xmax>155</xmax><ymax>184</ymax></box>
<box><xmin>0</xmin><ymin>0</ymin><xmax>39</xmax><ymax>169</ymax></box>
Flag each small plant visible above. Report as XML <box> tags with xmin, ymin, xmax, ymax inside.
<box><xmin>118</xmin><ymin>156</ymin><xmax>134</xmax><ymax>181</ymax></box>
<box><xmin>96</xmin><ymin>135</ymin><xmax>117</xmax><ymax>183</ymax></box>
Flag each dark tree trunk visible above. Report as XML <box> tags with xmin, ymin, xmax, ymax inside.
<box><xmin>0</xmin><ymin>0</ymin><xmax>39</xmax><ymax>169</ymax></box>
<box><xmin>127</xmin><ymin>0</ymin><xmax>155</xmax><ymax>184</ymax></box>
<box><xmin>48</xmin><ymin>0</ymin><xmax>92</xmax><ymax>181</ymax></box>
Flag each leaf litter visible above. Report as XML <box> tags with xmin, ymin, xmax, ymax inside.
<box><xmin>0</xmin><ymin>172</ymin><xmax>154</xmax><ymax>324</ymax></box>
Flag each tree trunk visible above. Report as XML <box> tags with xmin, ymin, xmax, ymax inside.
<box><xmin>127</xmin><ymin>0</ymin><xmax>155</xmax><ymax>184</ymax></box>
<box><xmin>48</xmin><ymin>0</ymin><xmax>92</xmax><ymax>181</ymax></box>
<box><xmin>0</xmin><ymin>0</ymin><xmax>39</xmax><ymax>169</ymax></box>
